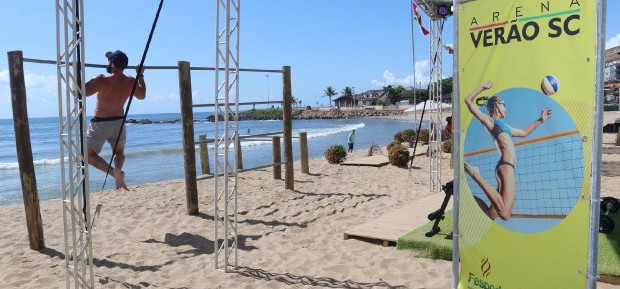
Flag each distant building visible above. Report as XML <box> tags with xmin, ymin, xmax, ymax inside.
<box><xmin>333</xmin><ymin>95</ymin><xmax>360</xmax><ymax>107</ymax></box>
<box><xmin>604</xmin><ymin>45</ymin><xmax>620</xmax><ymax>83</ymax></box>
<box><xmin>359</xmin><ymin>90</ymin><xmax>387</xmax><ymax>106</ymax></box>
<box><xmin>332</xmin><ymin>87</ymin><xmax>455</xmax><ymax>107</ymax></box>
<box><xmin>334</xmin><ymin>89</ymin><xmax>387</xmax><ymax>107</ymax></box>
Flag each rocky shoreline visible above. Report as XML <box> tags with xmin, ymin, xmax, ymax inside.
<box><xmin>125</xmin><ymin>109</ymin><xmax>407</xmax><ymax>124</ymax></box>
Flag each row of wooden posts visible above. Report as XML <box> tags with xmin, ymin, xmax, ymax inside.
<box><xmin>195</xmin><ymin>133</ymin><xmax>310</xmax><ymax>178</ymax></box>
<box><xmin>7</xmin><ymin>49</ymin><xmax>308</xmax><ymax>250</ymax></box>
<box><xmin>176</xmin><ymin>62</ymin><xmax>310</xmax><ymax>215</ymax></box>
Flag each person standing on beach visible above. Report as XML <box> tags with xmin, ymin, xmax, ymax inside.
<box><xmin>347</xmin><ymin>129</ymin><xmax>356</xmax><ymax>153</ymax></box>
<box><xmin>85</xmin><ymin>50</ymin><xmax>146</xmax><ymax>190</ymax></box>
<box><xmin>444</xmin><ymin>116</ymin><xmax>453</xmax><ymax>132</ymax></box>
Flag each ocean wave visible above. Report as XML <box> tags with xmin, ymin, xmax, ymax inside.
<box><xmin>0</xmin><ymin>158</ymin><xmax>66</xmax><ymax>170</ymax></box>
<box><xmin>297</xmin><ymin>123</ymin><xmax>365</xmax><ymax>139</ymax></box>
<box><xmin>0</xmin><ymin>123</ymin><xmax>367</xmax><ymax>171</ymax></box>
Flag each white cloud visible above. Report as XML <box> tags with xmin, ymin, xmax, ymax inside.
<box><xmin>371</xmin><ymin>60</ymin><xmax>430</xmax><ymax>88</ymax></box>
<box><xmin>24</xmin><ymin>70</ymin><xmax>57</xmax><ymax>95</ymax></box>
<box><xmin>0</xmin><ymin>69</ymin><xmax>8</xmax><ymax>83</ymax></box>
<box><xmin>0</xmin><ymin>70</ymin><xmax>58</xmax><ymax>106</ymax></box>
<box><xmin>607</xmin><ymin>34</ymin><xmax>620</xmax><ymax>49</ymax></box>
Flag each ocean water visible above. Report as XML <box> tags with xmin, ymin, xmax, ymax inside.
<box><xmin>0</xmin><ymin>112</ymin><xmax>424</xmax><ymax>206</ymax></box>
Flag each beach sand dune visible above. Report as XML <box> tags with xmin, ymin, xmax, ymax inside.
<box><xmin>0</xmin><ymin>143</ymin><xmax>618</xmax><ymax>288</ymax></box>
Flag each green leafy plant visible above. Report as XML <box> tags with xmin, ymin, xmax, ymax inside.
<box><xmin>324</xmin><ymin>145</ymin><xmax>347</xmax><ymax>164</ymax></box>
<box><xmin>386</xmin><ymin>140</ymin><xmax>401</xmax><ymax>152</ymax></box>
<box><xmin>401</xmin><ymin>129</ymin><xmax>416</xmax><ymax>142</ymax></box>
<box><xmin>394</xmin><ymin>131</ymin><xmax>404</xmax><ymax>142</ymax></box>
<box><xmin>388</xmin><ymin>142</ymin><xmax>410</xmax><ymax>167</ymax></box>
<box><xmin>416</xmin><ymin>129</ymin><xmax>430</xmax><ymax>144</ymax></box>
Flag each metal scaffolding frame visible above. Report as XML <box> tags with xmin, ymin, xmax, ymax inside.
<box><xmin>412</xmin><ymin>0</ymin><xmax>447</xmax><ymax>195</ymax></box>
<box><xmin>213</xmin><ymin>0</ymin><xmax>241</xmax><ymax>271</ymax></box>
<box><xmin>55</xmin><ymin>0</ymin><xmax>94</xmax><ymax>288</ymax></box>
<box><xmin>428</xmin><ymin>18</ymin><xmax>444</xmax><ymax>195</ymax></box>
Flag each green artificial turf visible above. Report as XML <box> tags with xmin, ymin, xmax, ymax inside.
<box><xmin>598</xmin><ymin>212</ymin><xmax>620</xmax><ymax>277</ymax></box>
<box><xmin>397</xmin><ymin>210</ymin><xmax>620</xmax><ymax>277</ymax></box>
<box><xmin>396</xmin><ymin>210</ymin><xmax>454</xmax><ymax>260</ymax></box>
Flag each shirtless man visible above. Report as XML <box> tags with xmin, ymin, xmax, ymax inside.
<box><xmin>85</xmin><ymin>50</ymin><xmax>146</xmax><ymax>190</ymax></box>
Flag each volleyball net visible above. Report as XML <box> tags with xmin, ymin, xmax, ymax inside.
<box><xmin>464</xmin><ymin>130</ymin><xmax>584</xmax><ymax>218</ymax></box>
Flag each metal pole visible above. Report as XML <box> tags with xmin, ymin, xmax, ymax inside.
<box><xmin>587</xmin><ymin>0</ymin><xmax>606</xmax><ymax>287</ymax></box>
<box><xmin>410</xmin><ymin>0</ymin><xmax>418</xmax><ymax>125</ymax></box>
<box><xmin>266</xmin><ymin>73</ymin><xmax>270</xmax><ymax>108</ymax></box>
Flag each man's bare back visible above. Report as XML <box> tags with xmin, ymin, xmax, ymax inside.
<box><xmin>90</xmin><ymin>74</ymin><xmax>141</xmax><ymax>117</ymax></box>
<box><xmin>84</xmin><ymin>50</ymin><xmax>146</xmax><ymax>190</ymax></box>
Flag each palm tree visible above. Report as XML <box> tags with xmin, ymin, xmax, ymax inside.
<box><xmin>342</xmin><ymin>86</ymin><xmax>354</xmax><ymax>97</ymax></box>
<box><xmin>323</xmin><ymin>86</ymin><xmax>337</xmax><ymax>107</ymax></box>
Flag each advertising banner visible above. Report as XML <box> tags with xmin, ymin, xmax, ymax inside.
<box><xmin>457</xmin><ymin>0</ymin><xmax>598</xmax><ymax>287</ymax></box>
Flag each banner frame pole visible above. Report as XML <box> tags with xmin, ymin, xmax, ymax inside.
<box><xmin>588</xmin><ymin>0</ymin><xmax>607</xmax><ymax>287</ymax></box>
<box><xmin>451</xmin><ymin>1</ymin><xmax>461</xmax><ymax>288</ymax></box>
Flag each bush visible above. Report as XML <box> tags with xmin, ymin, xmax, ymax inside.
<box><xmin>386</xmin><ymin>140</ymin><xmax>401</xmax><ymax>152</ymax></box>
<box><xmin>324</xmin><ymin>145</ymin><xmax>347</xmax><ymax>164</ymax></box>
<box><xmin>388</xmin><ymin>142</ymin><xmax>410</xmax><ymax>167</ymax></box>
<box><xmin>395</xmin><ymin>129</ymin><xmax>417</xmax><ymax>143</ymax></box>
<box><xmin>441</xmin><ymin>129</ymin><xmax>452</xmax><ymax>141</ymax></box>
<box><xmin>442</xmin><ymin>138</ymin><xmax>453</xmax><ymax>153</ymax></box>
<box><xmin>417</xmin><ymin>129</ymin><xmax>430</xmax><ymax>144</ymax></box>
<box><xmin>401</xmin><ymin>129</ymin><xmax>416</xmax><ymax>142</ymax></box>
<box><xmin>394</xmin><ymin>131</ymin><xmax>404</xmax><ymax>142</ymax></box>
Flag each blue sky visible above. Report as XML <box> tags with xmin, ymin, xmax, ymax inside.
<box><xmin>0</xmin><ymin>0</ymin><xmax>619</xmax><ymax>118</ymax></box>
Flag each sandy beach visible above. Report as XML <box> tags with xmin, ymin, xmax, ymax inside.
<box><xmin>1</xmin><ymin>113</ymin><xmax>619</xmax><ymax>288</ymax></box>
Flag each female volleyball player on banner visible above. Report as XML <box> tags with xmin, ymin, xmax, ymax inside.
<box><xmin>463</xmin><ymin>81</ymin><xmax>552</xmax><ymax>221</ymax></box>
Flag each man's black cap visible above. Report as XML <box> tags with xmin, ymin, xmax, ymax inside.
<box><xmin>105</xmin><ymin>50</ymin><xmax>128</xmax><ymax>69</ymax></box>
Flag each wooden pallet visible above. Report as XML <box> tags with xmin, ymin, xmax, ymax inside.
<box><xmin>343</xmin><ymin>192</ymin><xmax>452</xmax><ymax>246</ymax></box>
<box><xmin>340</xmin><ymin>155</ymin><xmax>389</xmax><ymax>167</ymax></box>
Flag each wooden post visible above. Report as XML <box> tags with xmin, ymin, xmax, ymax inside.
<box><xmin>199</xmin><ymin>134</ymin><xmax>210</xmax><ymax>175</ymax></box>
<box><xmin>272</xmin><ymin>136</ymin><xmax>281</xmax><ymax>179</ymax></box>
<box><xmin>8</xmin><ymin>50</ymin><xmax>44</xmax><ymax>250</ymax></box>
<box><xmin>282</xmin><ymin>66</ymin><xmax>294</xmax><ymax>190</ymax></box>
<box><xmin>178</xmin><ymin>61</ymin><xmax>198</xmax><ymax>215</ymax></box>
<box><xmin>235</xmin><ymin>135</ymin><xmax>243</xmax><ymax>170</ymax></box>
<box><xmin>300</xmin><ymin>132</ymin><xmax>309</xmax><ymax>174</ymax></box>
<box><xmin>616</xmin><ymin>130</ymin><xmax>620</xmax><ymax>146</ymax></box>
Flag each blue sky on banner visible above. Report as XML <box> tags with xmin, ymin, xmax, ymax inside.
<box><xmin>0</xmin><ymin>0</ymin><xmax>619</xmax><ymax>118</ymax></box>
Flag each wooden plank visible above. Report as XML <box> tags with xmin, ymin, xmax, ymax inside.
<box><xmin>343</xmin><ymin>193</ymin><xmax>453</xmax><ymax>245</ymax></box>
<box><xmin>341</xmin><ymin>155</ymin><xmax>389</xmax><ymax>167</ymax></box>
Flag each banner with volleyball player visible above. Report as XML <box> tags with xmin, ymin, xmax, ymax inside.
<box><xmin>455</xmin><ymin>0</ymin><xmax>600</xmax><ymax>288</ymax></box>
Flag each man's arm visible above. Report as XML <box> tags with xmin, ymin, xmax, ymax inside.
<box><xmin>134</xmin><ymin>75</ymin><xmax>147</xmax><ymax>100</ymax></box>
<box><xmin>134</xmin><ymin>66</ymin><xmax>146</xmax><ymax>100</ymax></box>
<box><xmin>85</xmin><ymin>74</ymin><xmax>104</xmax><ymax>96</ymax></box>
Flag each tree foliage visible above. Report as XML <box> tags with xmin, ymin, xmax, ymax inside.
<box><xmin>383</xmin><ymin>85</ymin><xmax>406</xmax><ymax>105</ymax></box>
<box><xmin>323</xmin><ymin>86</ymin><xmax>337</xmax><ymax>107</ymax></box>
<box><xmin>342</xmin><ymin>86</ymin><xmax>354</xmax><ymax>97</ymax></box>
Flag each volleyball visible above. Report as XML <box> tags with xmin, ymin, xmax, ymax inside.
<box><xmin>541</xmin><ymin>75</ymin><xmax>560</xmax><ymax>96</ymax></box>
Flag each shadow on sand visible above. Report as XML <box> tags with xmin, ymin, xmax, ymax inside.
<box><xmin>232</xmin><ymin>266</ymin><xmax>408</xmax><ymax>289</ymax></box>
